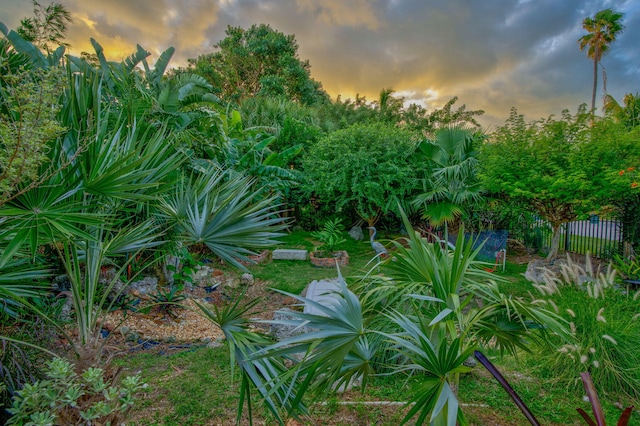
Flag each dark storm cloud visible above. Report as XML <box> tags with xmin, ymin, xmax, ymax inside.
<box><xmin>1</xmin><ymin>0</ymin><xmax>638</xmax><ymax>127</ymax></box>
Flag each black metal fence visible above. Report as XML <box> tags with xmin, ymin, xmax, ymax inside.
<box><xmin>532</xmin><ymin>216</ymin><xmax>622</xmax><ymax>259</ymax></box>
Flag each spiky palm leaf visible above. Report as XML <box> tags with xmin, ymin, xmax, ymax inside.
<box><xmin>413</xmin><ymin>125</ymin><xmax>483</xmax><ymax>225</ymax></box>
<box><xmin>195</xmin><ymin>297</ymin><xmax>308</xmax><ymax>425</ymax></box>
<box><xmin>382</xmin><ymin>313</ymin><xmax>474</xmax><ymax>426</ymax></box>
<box><xmin>159</xmin><ymin>166</ymin><xmax>288</xmax><ymax>269</ymax></box>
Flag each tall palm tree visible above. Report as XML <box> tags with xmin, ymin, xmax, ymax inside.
<box><xmin>578</xmin><ymin>9</ymin><xmax>625</xmax><ymax>113</ymax></box>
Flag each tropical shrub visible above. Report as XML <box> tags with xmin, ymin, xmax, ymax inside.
<box><xmin>612</xmin><ymin>253</ymin><xmax>640</xmax><ymax>281</ymax></box>
<box><xmin>412</xmin><ymin>125</ymin><xmax>484</xmax><ymax>227</ymax></box>
<box><xmin>480</xmin><ymin>107</ymin><xmax>640</xmax><ymax>258</ymax></box>
<box><xmin>533</xmin><ymin>255</ymin><xmax>640</xmax><ymax>402</ymax></box>
<box><xmin>7</xmin><ymin>357</ymin><xmax>146</xmax><ymax>426</ymax></box>
<box><xmin>302</xmin><ymin>122</ymin><xmax>420</xmax><ymax>227</ymax></box>
<box><xmin>0</xmin><ymin>27</ymin><xmax>289</xmax><ymax>370</ymax></box>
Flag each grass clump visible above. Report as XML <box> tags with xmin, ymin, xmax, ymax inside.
<box><xmin>532</xmin><ymin>255</ymin><xmax>640</xmax><ymax>404</ymax></box>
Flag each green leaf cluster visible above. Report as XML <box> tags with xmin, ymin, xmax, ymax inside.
<box><xmin>7</xmin><ymin>357</ymin><xmax>146</xmax><ymax>426</ymax></box>
<box><xmin>310</xmin><ymin>218</ymin><xmax>346</xmax><ymax>253</ymax></box>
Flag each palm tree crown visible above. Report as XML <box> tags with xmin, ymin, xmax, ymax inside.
<box><xmin>578</xmin><ymin>8</ymin><xmax>625</xmax><ymax>113</ymax></box>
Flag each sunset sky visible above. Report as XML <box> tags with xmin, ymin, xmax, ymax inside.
<box><xmin>1</xmin><ymin>0</ymin><xmax>639</xmax><ymax>128</ymax></box>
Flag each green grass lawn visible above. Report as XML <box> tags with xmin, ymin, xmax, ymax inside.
<box><xmin>113</xmin><ymin>231</ymin><xmax>637</xmax><ymax>425</ymax></box>
<box><xmin>222</xmin><ymin>229</ymin><xmax>382</xmax><ymax>294</ymax></box>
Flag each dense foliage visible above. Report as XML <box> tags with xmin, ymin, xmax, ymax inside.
<box><xmin>188</xmin><ymin>23</ymin><xmax>329</xmax><ymax>106</ymax></box>
<box><xmin>1</xmin><ymin>4</ymin><xmax>639</xmax><ymax>425</ymax></box>
<box><xmin>480</xmin><ymin>106</ymin><xmax>640</xmax><ymax>258</ymax></box>
<box><xmin>302</xmin><ymin>122</ymin><xmax>420</xmax><ymax>226</ymax></box>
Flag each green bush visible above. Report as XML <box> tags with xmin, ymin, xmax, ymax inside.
<box><xmin>533</xmin><ymin>256</ymin><xmax>640</xmax><ymax>403</ymax></box>
<box><xmin>7</xmin><ymin>357</ymin><xmax>147</xmax><ymax>425</ymax></box>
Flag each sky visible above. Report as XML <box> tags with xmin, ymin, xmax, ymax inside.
<box><xmin>1</xmin><ymin>0</ymin><xmax>639</xmax><ymax>128</ymax></box>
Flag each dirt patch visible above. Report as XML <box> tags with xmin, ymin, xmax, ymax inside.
<box><xmin>101</xmin><ymin>278</ymin><xmax>297</xmax><ymax>348</ymax></box>
<box><xmin>102</xmin><ymin>297</ymin><xmax>223</xmax><ymax>343</ymax></box>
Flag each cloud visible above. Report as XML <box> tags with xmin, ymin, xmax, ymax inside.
<box><xmin>1</xmin><ymin>0</ymin><xmax>637</xmax><ymax>128</ymax></box>
<box><xmin>295</xmin><ymin>0</ymin><xmax>383</xmax><ymax>30</ymax></box>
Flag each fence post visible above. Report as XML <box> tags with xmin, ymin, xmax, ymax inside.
<box><xmin>564</xmin><ymin>223</ymin><xmax>570</xmax><ymax>252</ymax></box>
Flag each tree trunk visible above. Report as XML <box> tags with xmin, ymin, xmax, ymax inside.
<box><xmin>591</xmin><ymin>50</ymin><xmax>599</xmax><ymax>114</ymax></box>
<box><xmin>547</xmin><ymin>223</ymin><xmax>562</xmax><ymax>259</ymax></box>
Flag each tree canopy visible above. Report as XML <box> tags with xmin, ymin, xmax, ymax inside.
<box><xmin>188</xmin><ymin>24</ymin><xmax>328</xmax><ymax>106</ymax></box>
<box><xmin>480</xmin><ymin>106</ymin><xmax>640</xmax><ymax>258</ymax></box>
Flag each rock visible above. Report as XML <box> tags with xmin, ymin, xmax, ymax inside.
<box><xmin>59</xmin><ymin>297</ymin><xmax>74</xmax><ymax>321</ymax></box>
<box><xmin>524</xmin><ymin>258</ymin><xmax>572</xmax><ymax>284</ymax></box>
<box><xmin>272</xmin><ymin>249</ymin><xmax>308</xmax><ymax>260</ymax></box>
<box><xmin>206</xmin><ymin>340</ymin><xmax>225</xmax><ymax>349</ymax></box>
<box><xmin>270</xmin><ymin>308</ymin><xmax>309</xmax><ymax>341</ymax></box>
<box><xmin>240</xmin><ymin>273</ymin><xmax>254</xmax><ymax>286</ymax></box>
<box><xmin>119</xmin><ymin>326</ymin><xmax>130</xmax><ymax>335</ymax></box>
<box><xmin>524</xmin><ymin>259</ymin><xmax>549</xmax><ymax>283</ymax></box>
<box><xmin>163</xmin><ymin>255</ymin><xmax>180</xmax><ymax>285</ymax></box>
<box><xmin>128</xmin><ymin>276</ymin><xmax>158</xmax><ymax>295</ymax></box>
<box><xmin>348</xmin><ymin>226</ymin><xmax>364</xmax><ymax>241</ymax></box>
<box><xmin>52</xmin><ymin>275</ymin><xmax>71</xmax><ymax>292</ymax></box>
<box><xmin>125</xmin><ymin>331</ymin><xmax>140</xmax><ymax>342</ymax></box>
<box><xmin>98</xmin><ymin>267</ymin><xmax>117</xmax><ymax>285</ymax></box>
<box><xmin>333</xmin><ymin>375</ymin><xmax>363</xmax><ymax>393</ymax></box>
<box><xmin>108</xmin><ymin>278</ymin><xmax>127</xmax><ymax>301</ymax></box>
<box><xmin>303</xmin><ymin>278</ymin><xmax>343</xmax><ymax>315</ymax></box>
<box><xmin>524</xmin><ymin>257</ymin><xmax>595</xmax><ymax>286</ymax></box>
<box><xmin>463</xmin><ymin>356</ymin><xmax>477</xmax><ymax>368</ymax></box>
<box><xmin>192</xmin><ymin>265</ymin><xmax>213</xmax><ymax>285</ymax></box>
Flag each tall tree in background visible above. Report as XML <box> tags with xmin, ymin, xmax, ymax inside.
<box><xmin>189</xmin><ymin>24</ymin><xmax>328</xmax><ymax>106</ymax></box>
<box><xmin>17</xmin><ymin>1</ymin><xmax>72</xmax><ymax>53</ymax></box>
<box><xmin>578</xmin><ymin>8</ymin><xmax>624</xmax><ymax>113</ymax></box>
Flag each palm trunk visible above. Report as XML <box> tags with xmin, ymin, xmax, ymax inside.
<box><xmin>591</xmin><ymin>44</ymin><xmax>601</xmax><ymax>115</ymax></box>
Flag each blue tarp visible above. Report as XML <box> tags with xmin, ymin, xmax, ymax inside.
<box><xmin>448</xmin><ymin>230</ymin><xmax>508</xmax><ymax>262</ymax></box>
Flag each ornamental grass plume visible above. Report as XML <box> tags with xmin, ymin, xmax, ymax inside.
<box><xmin>533</xmin><ymin>254</ymin><xmax>640</xmax><ymax>403</ymax></box>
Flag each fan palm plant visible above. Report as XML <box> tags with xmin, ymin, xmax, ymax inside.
<box><xmin>413</xmin><ymin>125</ymin><xmax>484</xmax><ymax>227</ymax></box>
<box><xmin>217</xmin><ymin>210</ymin><xmax>571</xmax><ymax>425</ymax></box>
<box><xmin>0</xmin><ymin>26</ymin><xmax>290</xmax><ymax>377</ymax></box>
<box><xmin>158</xmin><ymin>164</ymin><xmax>288</xmax><ymax>270</ymax></box>
<box><xmin>195</xmin><ymin>296</ymin><xmax>308</xmax><ymax>425</ymax></box>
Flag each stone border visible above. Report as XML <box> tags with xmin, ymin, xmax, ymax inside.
<box><xmin>309</xmin><ymin>250</ymin><xmax>349</xmax><ymax>268</ymax></box>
